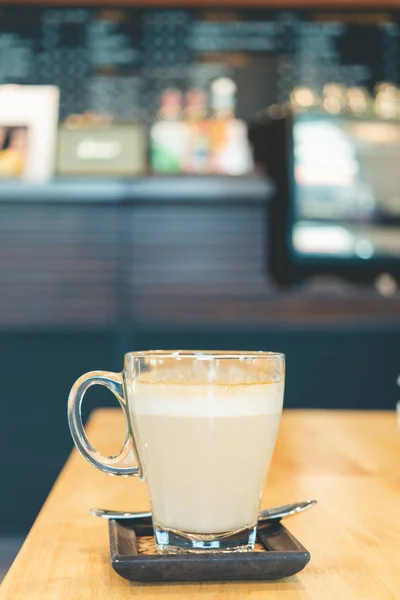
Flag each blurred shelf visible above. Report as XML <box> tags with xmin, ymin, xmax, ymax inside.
<box><xmin>0</xmin><ymin>176</ymin><xmax>273</xmax><ymax>204</ymax></box>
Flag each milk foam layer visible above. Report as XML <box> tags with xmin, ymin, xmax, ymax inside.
<box><xmin>130</xmin><ymin>381</ymin><xmax>284</xmax><ymax>417</ymax></box>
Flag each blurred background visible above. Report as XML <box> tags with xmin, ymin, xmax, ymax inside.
<box><xmin>1</xmin><ymin>0</ymin><xmax>400</xmax><ymax>578</ymax></box>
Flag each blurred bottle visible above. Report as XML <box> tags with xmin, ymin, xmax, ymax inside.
<box><xmin>150</xmin><ymin>88</ymin><xmax>187</xmax><ymax>174</ymax></box>
<box><xmin>184</xmin><ymin>88</ymin><xmax>208</xmax><ymax>121</ymax></box>
<box><xmin>184</xmin><ymin>88</ymin><xmax>210</xmax><ymax>174</ymax></box>
<box><xmin>209</xmin><ymin>77</ymin><xmax>253</xmax><ymax>175</ymax></box>
<box><xmin>211</xmin><ymin>77</ymin><xmax>237</xmax><ymax>120</ymax></box>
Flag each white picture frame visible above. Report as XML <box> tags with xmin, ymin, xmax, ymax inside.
<box><xmin>0</xmin><ymin>85</ymin><xmax>59</xmax><ymax>182</ymax></box>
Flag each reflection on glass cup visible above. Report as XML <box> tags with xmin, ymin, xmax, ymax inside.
<box><xmin>68</xmin><ymin>350</ymin><xmax>285</xmax><ymax>554</ymax></box>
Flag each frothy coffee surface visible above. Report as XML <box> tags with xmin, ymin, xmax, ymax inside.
<box><xmin>132</xmin><ymin>379</ymin><xmax>284</xmax><ymax>417</ymax></box>
<box><xmin>127</xmin><ymin>380</ymin><xmax>284</xmax><ymax>534</ymax></box>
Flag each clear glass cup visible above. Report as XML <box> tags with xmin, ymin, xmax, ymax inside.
<box><xmin>68</xmin><ymin>350</ymin><xmax>285</xmax><ymax>554</ymax></box>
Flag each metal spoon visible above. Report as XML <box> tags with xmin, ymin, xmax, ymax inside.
<box><xmin>90</xmin><ymin>499</ymin><xmax>317</xmax><ymax>522</ymax></box>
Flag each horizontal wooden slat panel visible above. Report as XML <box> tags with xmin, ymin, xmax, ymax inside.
<box><xmin>0</xmin><ymin>180</ymin><xmax>399</xmax><ymax>329</ymax></box>
<box><xmin>0</xmin><ymin>204</ymin><xmax>120</xmax><ymax>327</ymax></box>
<box><xmin>127</xmin><ymin>204</ymin><xmax>267</xmax><ymax>288</ymax></box>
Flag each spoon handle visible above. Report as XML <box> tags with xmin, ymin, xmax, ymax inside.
<box><xmin>90</xmin><ymin>499</ymin><xmax>317</xmax><ymax>522</ymax></box>
<box><xmin>259</xmin><ymin>499</ymin><xmax>317</xmax><ymax>521</ymax></box>
<box><xmin>90</xmin><ymin>508</ymin><xmax>152</xmax><ymax>519</ymax></box>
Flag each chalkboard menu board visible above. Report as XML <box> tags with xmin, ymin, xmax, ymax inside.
<box><xmin>0</xmin><ymin>7</ymin><xmax>399</xmax><ymax>121</ymax></box>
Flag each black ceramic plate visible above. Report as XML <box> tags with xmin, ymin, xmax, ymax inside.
<box><xmin>109</xmin><ymin>517</ymin><xmax>311</xmax><ymax>582</ymax></box>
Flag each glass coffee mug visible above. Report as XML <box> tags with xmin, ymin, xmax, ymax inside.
<box><xmin>68</xmin><ymin>350</ymin><xmax>285</xmax><ymax>553</ymax></box>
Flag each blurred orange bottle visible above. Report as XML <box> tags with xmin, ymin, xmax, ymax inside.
<box><xmin>184</xmin><ymin>88</ymin><xmax>210</xmax><ymax>174</ymax></box>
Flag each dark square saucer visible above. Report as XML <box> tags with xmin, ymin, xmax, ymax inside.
<box><xmin>109</xmin><ymin>517</ymin><xmax>310</xmax><ymax>582</ymax></box>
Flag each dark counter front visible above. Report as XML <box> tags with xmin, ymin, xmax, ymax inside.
<box><xmin>0</xmin><ymin>176</ymin><xmax>272</xmax><ymax>328</ymax></box>
<box><xmin>1</xmin><ymin>176</ymin><xmax>399</xmax><ymax>329</ymax></box>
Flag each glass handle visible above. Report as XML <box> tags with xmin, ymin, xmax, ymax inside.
<box><xmin>67</xmin><ymin>370</ymin><xmax>139</xmax><ymax>477</ymax></box>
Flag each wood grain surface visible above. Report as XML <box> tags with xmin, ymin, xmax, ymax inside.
<box><xmin>1</xmin><ymin>408</ymin><xmax>400</xmax><ymax>599</ymax></box>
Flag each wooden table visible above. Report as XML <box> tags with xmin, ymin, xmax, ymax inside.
<box><xmin>1</xmin><ymin>409</ymin><xmax>400</xmax><ymax>599</ymax></box>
